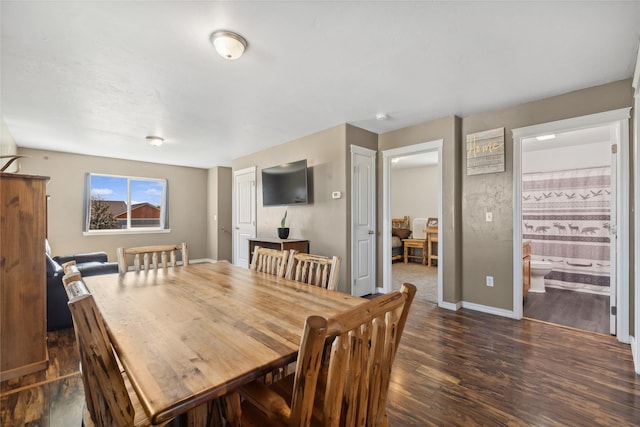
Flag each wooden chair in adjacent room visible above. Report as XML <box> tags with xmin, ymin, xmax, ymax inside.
<box><xmin>249</xmin><ymin>246</ymin><xmax>289</xmax><ymax>277</ymax></box>
<box><xmin>285</xmin><ymin>252</ymin><xmax>341</xmax><ymax>291</ymax></box>
<box><xmin>237</xmin><ymin>283</ymin><xmax>417</xmax><ymax>427</ymax></box>
<box><xmin>117</xmin><ymin>243</ymin><xmax>189</xmax><ymax>274</ymax></box>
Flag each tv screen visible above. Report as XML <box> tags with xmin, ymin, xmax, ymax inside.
<box><xmin>262</xmin><ymin>159</ymin><xmax>309</xmax><ymax>207</ymax></box>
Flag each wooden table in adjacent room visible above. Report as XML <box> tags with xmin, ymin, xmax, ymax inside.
<box><xmin>83</xmin><ymin>262</ymin><xmax>364</xmax><ymax>425</ymax></box>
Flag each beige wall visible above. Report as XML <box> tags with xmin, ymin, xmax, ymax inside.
<box><xmin>391</xmin><ymin>165</ymin><xmax>438</xmax><ymax>221</ymax></box>
<box><xmin>17</xmin><ymin>148</ymin><xmax>208</xmax><ymax>262</ymax></box>
<box><xmin>233</xmin><ymin>124</ymin><xmax>377</xmax><ymax>293</ymax></box>
<box><xmin>1</xmin><ymin>117</ymin><xmax>19</xmax><ymax>172</ymax></box>
<box><xmin>207</xmin><ymin>166</ymin><xmax>233</xmax><ymax>262</ymax></box>
<box><xmin>461</xmin><ymin>79</ymin><xmax>633</xmax><ymax>310</ymax></box>
<box><xmin>233</xmin><ymin>125</ymin><xmax>349</xmax><ymax>290</ymax></box>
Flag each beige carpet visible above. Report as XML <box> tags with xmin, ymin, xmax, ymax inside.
<box><xmin>392</xmin><ymin>261</ymin><xmax>438</xmax><ymax>302</ymax></box>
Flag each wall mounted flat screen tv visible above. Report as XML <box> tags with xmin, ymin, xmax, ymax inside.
<box><xmin>262</xmin><ymin>159</ymin><xmax>309</xmax><ymax>207</ymax></box>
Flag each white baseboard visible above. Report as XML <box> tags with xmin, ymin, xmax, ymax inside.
<box><xmin>631</xmin><ymin>336</ymin><xmax>640</xmax><ymax>374</ymax></box>
<box><xmin>437</xmin><ymin>300</ymin><xmax>514</xmax><ymax>318</ymax></box>
<box><xmin>462</xmin><ymin>301</ymin><xmax>515</xmax><ymax>318</ymax></box>
<box><xmin>190</xmin><ymin>258</ymin><xmax>227</xmax><ymax>264</ymax></box>
<box><xmin>438</xmin><ymin>300</ymin><xmax>461</xmax><ymax>311</ymax></box>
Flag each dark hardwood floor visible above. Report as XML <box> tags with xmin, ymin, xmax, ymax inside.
<box><xmin>2</xmin><ymin>299</ymin><xmax>639</xmax><ymax>426</ymax></box>
<box><xmin>523</xmin><ymin>287</ymin><xmax>610</xmax><ymax>334</ymax></box>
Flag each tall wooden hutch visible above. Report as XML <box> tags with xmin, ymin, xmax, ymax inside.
<box><xmin>1</xmin><ymin>172</ymin><xmax>49</xmax><ymax>380</ymax></box>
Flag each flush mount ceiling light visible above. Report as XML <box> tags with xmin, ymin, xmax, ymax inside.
<box><xmin>210</xmin><ymin>30</ymin><xmax>247</xmax><ymax>60</ymax></box>
<box><xmin>146</xmin><ymin>136</ymin><xmax>164</xmax><ymax>147</ymax></box>
<box><xmin>376</xmin><ymin>113</ymin><xmax>389</xmax><ymax>121</ymax></box>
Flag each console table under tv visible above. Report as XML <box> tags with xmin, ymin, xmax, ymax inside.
<box><xmin>248</xmin><ymin>237</ymin><xmax>309</xmax><ymax>262</ymax></box>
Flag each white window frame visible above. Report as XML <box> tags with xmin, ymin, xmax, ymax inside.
<box><xmin>83</xmin><ymin>173</ymin><xmax>170</xmax><ymax>235</ymax></box>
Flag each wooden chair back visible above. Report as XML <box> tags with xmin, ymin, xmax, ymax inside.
<box><xmin>320</xmin><ymin>283</ymin><xmax>416</xmax><ymax>426</ymax></box>
<box><xmin>240</xmin><ymin>283</ymin><xmax>417</xmax><ymax>427</ymax></box>
<box><xmin>285</xmin><ymin>252</ymin><xmax>341</xmax><ymax>291</ymax></box>
<box><xmin>63</xmin><ymin>278</ymin><xmax>136</xmax><ymax>426</ymax></box>
<box><xmin>61</xmin><ymin>260</ymin><xmax>82</xmax><ymax>282</ymax></box>
<box><xmin>249</xmin><ymin>246</ymin><xmax>289</xmax><ymax>277</ymax></box>
<box><xmin>117</xmin><ymin>243</ymin><xmax>188</xmax><ymax>274</ymax></box>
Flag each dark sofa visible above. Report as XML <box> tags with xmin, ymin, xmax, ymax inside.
<box><xmin>46</xmin><ymin>251</ymin><xmax>118</xmax><ymax>331</ymax></box>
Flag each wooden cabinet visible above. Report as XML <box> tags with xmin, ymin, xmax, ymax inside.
<box><xmin>1</xmin><ymin>173</ymin><xmax>49</xmax><ymax>380</ymax></box>
<box><xmin>523</xmin><ymin>241</ymin><xmax>531</xmax><ymax>296</ymax></box>
<box><xmin>248</xmin><ymin>238</ymin><xmax>309</xmax><ymax>261</ymax></box>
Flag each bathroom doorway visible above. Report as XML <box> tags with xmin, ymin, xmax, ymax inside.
<box><xmin>521</xmin><ymin>126</ymin><xmax>613</xmax><ymax>334</ymax></box>
<box><xmin>512</xmin><ymin>109</ymin><xmax>631</xmax><ymax>341</ymax></box>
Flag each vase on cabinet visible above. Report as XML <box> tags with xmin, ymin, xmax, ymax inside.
<box><xmin>277</xmin><ymin>227</ymin><xmax>290</xmax><ymax>239</ymax></box>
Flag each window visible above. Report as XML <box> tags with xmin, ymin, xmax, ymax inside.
<box><xmin>85</xmin><ymin>173</ymin><xmax>168</xmax><ymax>233</ymax></box>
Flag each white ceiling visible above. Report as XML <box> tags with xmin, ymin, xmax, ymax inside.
<box><xmin>2</xmin><ymin>1</ymin><xmax>639</xmax><ymax>169</ymax></box>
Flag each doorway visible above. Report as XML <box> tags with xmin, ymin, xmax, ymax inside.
<box><xmin>512</xmin><ymin>109</ymin><xmax>631</xmax><ymax>342</ymax></box>
<box><xmin>232</xmin><ymin>166</ymin><xmax>256</xmax><ymax>268</ymax></box>
<box><xmin>382</xmin><ymin>140</ymin><xmax>443</xmax><ymax>303</ymax></box>
<box><xmin>521</xmin><ymin>126</ymin><xmax>614</xmax><ymax>334</ymax></box>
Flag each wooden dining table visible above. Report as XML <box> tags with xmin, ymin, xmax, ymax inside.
<box><xmin>83</xmin><ymin>262</ymin><xmax>365</xmax><ymax>425</ymax></box>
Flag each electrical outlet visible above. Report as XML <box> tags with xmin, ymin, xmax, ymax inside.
<box><xmin>486</xmin><ymin>212</ymin><xmax>493</xmax><ymax>222</ymax></box>
<box><xmin>486</xmin><ymin>276</ymin><xmax>494</xmax><ymax>287</ymax></box>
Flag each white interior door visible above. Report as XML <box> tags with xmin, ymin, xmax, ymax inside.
<box><xmin>233</xmin><ymin>167</ymin><xmax>256</xmax><ymax>268</ymax></box>
<box><xmin>351</xmin><ymin>145</ymin><xmax>376</xmax><ymax>297</ymax></box>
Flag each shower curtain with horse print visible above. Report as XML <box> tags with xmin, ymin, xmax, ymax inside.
<box><xmin>522</xmin><ymin>166</ymin><xmax>610</xmax><ymax>295</ymax></box>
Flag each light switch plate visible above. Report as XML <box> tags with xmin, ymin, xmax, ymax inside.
<box><xmin>486</xmin><ymin>212</ymin><xmax>493</xmax><ymax>222</ymax></box>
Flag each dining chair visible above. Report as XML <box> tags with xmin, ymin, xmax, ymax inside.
<box><xmin>63</xmin><ymin>273</ymin><xmax>235</xmax><ymax>426</ymax></box>
<box><xmin>117</xmin><ymin>242</ymin><xmax>189</xmax><ymax>274</ymax></box>
<box><xmin>285</xmin><ymin>252</ymin><xmax>341</xmax><ymax>291</ymax></box>
<box><xmin>61</xmin><ymin>260</ymin><xmax>81</xmax><ymax>279</ymax></box>
<box><xmin>237</xmin><ymin>283</ymin><xmax>417</xmax><ymax>427</ymax></box>
<box><xmin>249</xmin><ymin>246</ymin><xmax>289</xmax><ymax>277</ymax></box>
<box><xmin>62</xmin><ymin>273</ymin><xmax>175</xmax><ymax>426</ymax></box>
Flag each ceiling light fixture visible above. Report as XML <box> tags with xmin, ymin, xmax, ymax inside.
<box><xmin>210</xmin><ymin>30</ymin><xmax>247</xmax><ymax>60</ymax></box>
<box><xmin>376</xmin><ymin>113</ymin><xmax>389</xmax><ymax>121</ymax></box>
<box><xmin>536</xmin><ymin>134</ymin><xmax>556</xmax><ymax>141</ymax></box>
<box><xmin>146</xmin><ymin>136</ymin><xmax>164</xmax><ymax>147</ymax></box>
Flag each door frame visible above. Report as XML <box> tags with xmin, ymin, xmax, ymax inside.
<box><xmin>381</xmin><ymin>139</ymin><xmax>443</xmax><ymax>302</ymax></box>
<box><xmin>350</xmin><ymin>145</ymin><xmax>377</xmax><ymax>296</ymax></box>
<box><xmin>512</xmin><ymin>108</ymin><xmax>631</xmax><ymax>343</ymax></box>
<box><xmin>232</xmin><ymin>166</ymin><xmax>256</xmax><ymax>267</ymax></box>
<box><xmin>632</xmin><ymin>46</ymin><xmax>640</xmax><ymax>373</ymax></box>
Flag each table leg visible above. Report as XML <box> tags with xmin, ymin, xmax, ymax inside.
<box><xmin>404</xmin><ymin>245</ymin><xmax>408</xmax><ymax>263</ymax></box>
<box><xmin>427</xmin><ymin>236</ymin><xmax>432</xmax><ymax>267</ymax></box>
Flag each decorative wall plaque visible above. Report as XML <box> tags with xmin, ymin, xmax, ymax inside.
<box><xmin>466</xmin><ymin>127</ymin><xmax>505</xmax><ymax>175</ymax></box>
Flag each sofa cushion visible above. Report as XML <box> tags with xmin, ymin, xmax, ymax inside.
<box><xmin>77</xmin><ymin>261</ymin><xmax>119</xmax><ymax>277</ymax></box>
<box><xmin>54</xmin><ymin>252</ymin><xmax>109</xmax><ymax>265</ymax></box>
